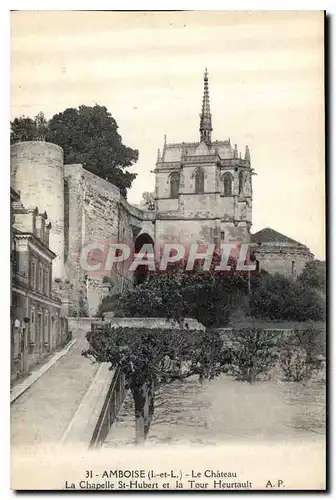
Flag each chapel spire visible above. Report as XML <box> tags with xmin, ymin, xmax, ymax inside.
<box><xmin>199</xmin><ymin>67</ymin><xmax>212</xmax><ymax>145</ymax></box>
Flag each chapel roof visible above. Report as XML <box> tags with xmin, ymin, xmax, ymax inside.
<box><xmin>251</xmin><ymin>227</ymin><xmax>306</xmax><ymax>246</ymax></box>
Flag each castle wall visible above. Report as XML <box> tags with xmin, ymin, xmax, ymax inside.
<box><xmin>64</xmin><ymin>165</ymin><xmax>136</xmax><ymax>316</ymax></box>
<box><xmin>252</xmin><ymin>243</ymin><xmax>314</xmax><ymax>278</ymax></box>
<box><xmin>63</xmin><ymin>165</ymin><xmax>86</xmax><ymax>314</ymax></box>
<box><xmin>180</xmin><ymin>163</ymin><xmax>217</xmax><ymax>193</ymax></box>
<box><xmin>11</xmin><ymin>138</ymin><xmax>315</xmax><ymax>320</ymax></box>
<box><xmin>11</xmin><ymin>142</ymin><xmax>65</xmax><ymax>279</ymax></box>
<box><xmin>180</xmin><ymin>193</ymin><xmax>217</xmax><ymax>218</ymax></box>
<box><xmin>155</xmin><ymin>218</ymin><xmax>218</xmax><ymax>248</ymax></box>
<box><xmin>220</xmin><ymin>222</ymin><xmax>251</xmax><ymax>242</ymax></box>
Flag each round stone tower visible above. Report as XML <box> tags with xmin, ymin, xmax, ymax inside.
<box><xmin>11</xmin><ymin>141</ymin><xmax>65</xmax><ymax>279</ymax></box>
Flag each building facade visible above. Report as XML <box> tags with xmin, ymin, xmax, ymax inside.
<box><xmin>251</xmin><ymin>228</ymin><xmax>314</xmax><ymax>279</ymax></box>
<box><xmin>11</xmin><ymin>188</ymin><xmax>69</xmax><ymax>381</ymax></box>
<box><xmin>154</xmin><ymin>69</ymin><xmax>253</xmax><ymax>249</ymax></box>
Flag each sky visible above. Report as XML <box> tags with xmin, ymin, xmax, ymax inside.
<box><xmin>10</xmin><ymin>11</ymin><xmax>325</xmax><ymax>259</ymax></box>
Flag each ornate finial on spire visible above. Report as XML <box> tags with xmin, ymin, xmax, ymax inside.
<box><xmin>234</xmin><ymin>144</ymin><xmax>238</xmax><ymax>159</ymax></box>
<box><xmin>162</xmin><ymin>134</ymin><xmax>167</xmax><ymax>155</ymax></box>
<box><xmin>200</xmin><ymin>68</ymin><xmax>212</xmax><ymax>145</ymax></box>
<box><xmin>245</xmin><ymin>145</ymin><xmax>250</xmax><ymax>164</ymax></box>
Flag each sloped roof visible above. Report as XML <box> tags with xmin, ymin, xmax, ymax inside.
<box><xmin>251</xmin><ymin>227</ymin><xmax>305</xmax><ymax>246</ymax></box>
<box><xmin>162</xmin><ymin>140</ymin><xmax>234</xmax><ymax>162</ymax></box>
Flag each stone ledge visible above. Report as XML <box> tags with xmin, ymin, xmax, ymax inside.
<box><xmin>61</xmin><ymin>363</ymin><xmax>114</xmax><ymax>447</ymax></box>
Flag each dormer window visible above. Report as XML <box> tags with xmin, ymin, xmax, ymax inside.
<box><xmin>45</xmin><ymin>222</ymin><xmax>51</xmax><ymax>247</ymax></box>
<box><xmin>32</xmin><ymin>208</ymin><xmax>38</xmax><ymax>236</ymax></box>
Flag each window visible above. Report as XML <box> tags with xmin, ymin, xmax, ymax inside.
<box><xmin>44</xmin><ymin>312</ymin><xmax>49</xmax><ymax>344</ymax></box>
<box><xmin>256</xmin><ymin>260</ymin><xmax>260</xmax><ymax>272</ymax></box>
<box><xmin>11</xmin><ymin>239</ymin><xmax>18</xmax><ymax>274</ymax></box>
<box><xmin>223</xmin><ymin>173</ymin><xmax>232</xmax><ymax>197</ymax></box>
<box><xmin>220</xmin><ymin>231</ymin><xmax>225</xmax><ymax>241</ymax></box>
<box><xmin>30</xmin><ymin>309</ymin><xmax>35</xmax><ymax>344</ymax></box>
<box><xmin>45</xmin><ymin>269</ymin><xmax>49</xmax><ymax>296</ymax></box>
<box><xmin>31</xmin><ymin>261</ymin><xmax>36</xmax><ymax>289</ymax></box>
<box><xmin>239</xmin><ymin>171</ymin><xmax>244</xmax><ymax>195</ymax></box>
<box><xmin>292</xmin><ymin>260</ymin><xmax>296</xmax><ymax>277</ymax></box>
<box><xmin>12</xmin><ymin>320</ymin><xmax>20</xmax><ymax>359</ymax></box>
<box><xmin>170</xmin><ymin>172</ymin><xmax>180</xmax><ymax>199</ymax></box>
<box><xmin>39</xmin><ymin>263</ymin><xmax>43</xmax><ymax>292</ymax></box>
<box><xmin>32</xmin><ymin>211</ymin><xmax>37</xmax><ymax>235</ymax></box>
<box><xmin>195</xmin><ymin>167</ymin><xmax>204</xmax><ymax>194</ymax></box>
<box><xmin>35</xmin><ymin>263</ymin><xmax>39</xmax><ymax>290</ymax></box>
<box><xmin>38</xmin><ymin>313</ymin><xmax>42</xmax><ymax>347</ymax></box>
<box><xmin>56</xmin><ymin>313</ymin><xmax>60</xmax><ymax>342</ymax></box>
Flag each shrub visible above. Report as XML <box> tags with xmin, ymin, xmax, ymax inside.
<box><xmin>108</xmin><ymin>269</ymin><xmax>247</xmax><ymax>327</ymax></box>
<box><xmin>249</xmin><ymin>274</ymin><xmax>325</xmax><ymax>321</ymax></box>
<box><xmin>226</xmin><ymin>328</ymin><xmax>279</xmax><ymax>383</ymax></box>
<box><xmin>280</xmin><ymin>327</ymin><xmax>325</xmax><ymax>381</ymax></box>
<box><xmin>298</xmin><ymin>260</ymin><xmax>326</xmax><ymax>292</ymax></box>
<box><xmin>280</xmin><ymin>349</ymin><xmax>307</xmax><ymax>382</ymax></box>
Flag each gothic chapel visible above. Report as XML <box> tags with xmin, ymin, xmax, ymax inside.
<box><xmin>153</xmin><ymin>69</ymin><xmax>253</xmax><ymax>248</ymax></box>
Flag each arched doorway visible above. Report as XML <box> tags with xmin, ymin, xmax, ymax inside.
<box><xmin>133</xmin><ymin>232</ymin><xmax>155</xmax><ymax>286</ymax></box>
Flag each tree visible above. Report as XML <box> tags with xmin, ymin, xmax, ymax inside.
<box><xmin>46</xmin><ymin>105</ymin><xmax>138</xmax><ymax>197</ymax></box>
<box><xmin>298</xmin><ymin>260</ymin><xmax>326</xmax><ymax>292</ymax></box>
<box><xmin>34</xmin><ymin>111</ymin><xmax>48</xmax><ymax>140</ymax></box>
<box><xmin>82</xmin><ymin>326</ymin><xmax>229</xmax><ymax>444</ymax></box>
<box><xmin>10</xmin><ymin>112</ymin><xmax>48</xmax><ymax>143</ymax></box>
<box><xmin>10</xmin><ymin>105</ymin><xmax>139</xmax><ymax>198</ymax></box>
<box><xmin>226</xmin><ymin>328</ymin><xmax>279</xmax><ymax>383</ymax></box>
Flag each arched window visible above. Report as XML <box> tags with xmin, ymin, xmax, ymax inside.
<box><xmin>195</xmin><ymin>167</ymin><xmax>204</xmax><ymax>194</ymax></box>
<box><xmin>256</xmin><ymin>260</ymin><xmax>260</xmax><ymax>272</ymax></box>
<box><xmin>239</xmin><ymin>171</ymin><xmax>244</xmax><ymax>195</ymax></box>
<box><xmin>223</xmin><ymin>172</ymin><xmax>232</xmax><ymax>197</ymax></box>
<box><xmin>170</xmin><ymin>172</ymin><xmax>180</xmax><ymax>199</ymax></box>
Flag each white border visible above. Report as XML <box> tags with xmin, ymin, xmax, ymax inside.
<box><xmin>2</xmin><ymin>3</ymin><xmax>333</xmax><ymax>498</ymax></box>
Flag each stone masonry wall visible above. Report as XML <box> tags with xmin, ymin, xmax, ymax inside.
<box><xmin>252</xmin><ymin>243</ymin><xmax>314</xmax><ymax>278</ymax></box>
<box><xmin>64</xmin><ymin>165</ymin><xmax>86</xmax><ymax>314</ymax></box>
<box><xmin>64</xmin><ymin>166</ymin><xmax>137</xmax><ymax>316</ymax></box>
<box><xmin>11</xmin><ymin>142</ymin><xmax>65</xmax><ymax>279</ymax></box>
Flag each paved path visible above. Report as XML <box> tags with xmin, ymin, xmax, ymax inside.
<box><xmin>11</xmin><ymin>328</ymin><xmax>100</xmax><ymax>450</ymax></box>
<box><xmin>10</xmin><ymin>339</ymin><xmax>77</xmax><ymax>404</ymax></box>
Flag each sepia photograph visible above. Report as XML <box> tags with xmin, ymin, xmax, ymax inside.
<box><xmin>9</xmin><ymin>9</ymin><xmax>326</xmax><ymax>491</ymax></box>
